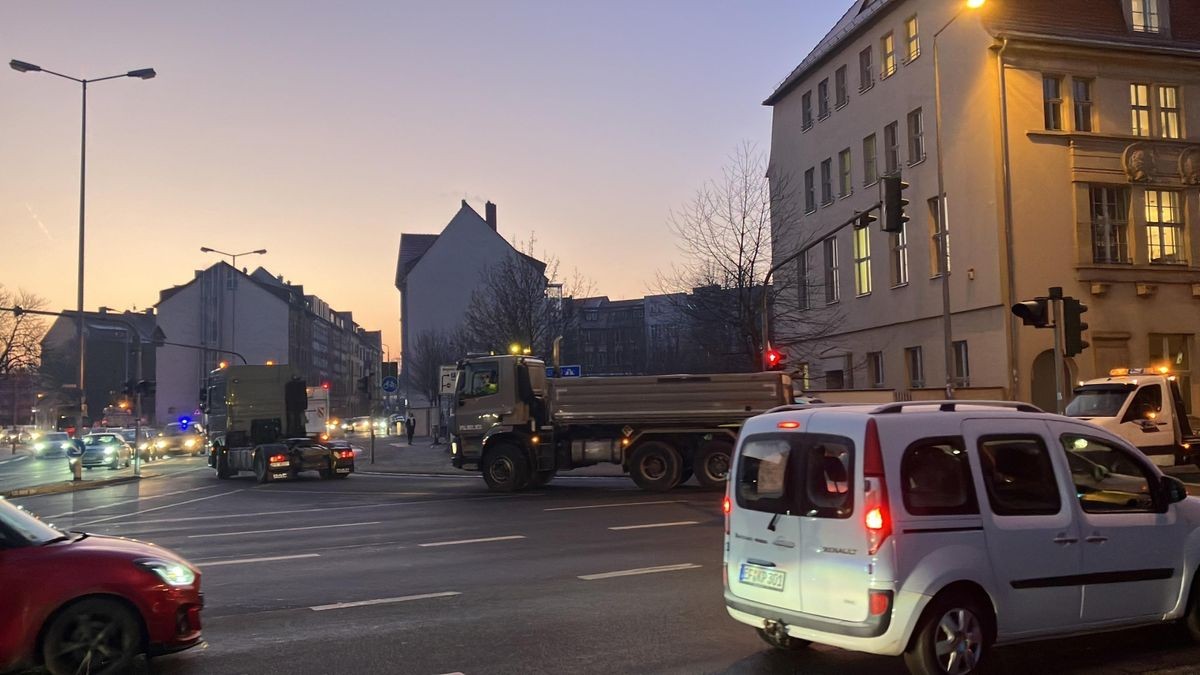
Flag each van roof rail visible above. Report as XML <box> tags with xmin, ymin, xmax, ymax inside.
<box><xmin>765</xmin><ymin>403</ymin><xmax>864</xmax><ymax>414</ymax></box>
<box><xmin>871</xmin><ymin>400</ymin><xmax>1044</xmax><ymax>414</ymax></box>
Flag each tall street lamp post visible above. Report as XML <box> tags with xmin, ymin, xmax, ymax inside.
<box><xmin>10</xmin><ymin>59</ymin><xmax>156</xmax><ymax>435</ymax></box>
<box><xmin>199</xmin><ymin>247</ymin><xmax>267</xmax><ymax>359</ymax></box>
<box><xmin>932</xmin><ymin>0</ymin><xmax>986</xmax><ymax>399</ymax></box>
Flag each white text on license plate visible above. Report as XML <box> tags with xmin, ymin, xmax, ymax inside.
<box><xmin>739</xmin><ymin>563</ymin><xmax>785</xmax><ymax>591</ymax></box>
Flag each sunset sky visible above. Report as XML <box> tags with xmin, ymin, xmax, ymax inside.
<box><xmin>1</xmin><ymin>1</ymin><xmax>841</xmax><ymax>353</ymax></box>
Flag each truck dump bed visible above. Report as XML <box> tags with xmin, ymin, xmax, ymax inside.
<box><xmin>549</xmin><ymin>372</ymin><xmax>791</xmax><ymax>426</ymax></box>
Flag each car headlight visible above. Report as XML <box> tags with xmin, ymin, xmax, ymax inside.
<box><xmin>103</xmin><ymin>447</ymin><xmax>115</xmax><ymax>456</ymax></box>
<box><xmin>138</xmin><ymin>442</ymin><xmax>148</xmax><ymax>450</ymax></box>
<box><xmin>135</xmin><ymin>559</ymin><xmax>196</xmax><ymax>587</ymax></box>
<box><xmin>184</xmin><ymin>439</ymin><xmax>196</xmax><ymax>448</ymax></box>
<box><xmin>156</xmin><ymin>440</ymin><xmax>166</xmax><ymax>448</ymax></box>
<box><xmin>33</xmin><ymin>442</ymin><xmax>45</xmax><ymax>451</ymax></box>
<box><xmin>60</xmin><ymin>442</ymin><xmax>73</xmax><ymax>450</ymax></box>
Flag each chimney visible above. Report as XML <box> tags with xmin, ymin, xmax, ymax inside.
<box><xmin>485</xmin><ymin>201</ymin><xmax>497</xmax><ymax>230</ymax></box>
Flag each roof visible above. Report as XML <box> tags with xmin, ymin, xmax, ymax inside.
<box><xmin>54</xmin><ymin>309</ymin><xmax>159</xmax><ymax>342</ymax></box>
<box><xmin>764</xmin><ymin>0</ymin><xmax>886</xmax><ymax>106</ymax></box>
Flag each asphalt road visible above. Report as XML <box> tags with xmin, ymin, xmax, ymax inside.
<box><xmin>11</xmin><ymin>461</ymin><xmax>1200</xmax><ymax>675</ymax></box>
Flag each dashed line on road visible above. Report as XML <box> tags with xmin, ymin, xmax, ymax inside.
<box><xmin>75</xmin><ymin>489</ymin><xmax>244</xmax><ymax>526</ymax></box>
<box><xmin>310</xmin><ymin>591</ymin><xmax>460</xmax><ymax>612</ymax></box>
<box><xmin>544</xmin><ymin>500</ymin><xmax>687</xmax><ymax>512</ymax></box>
<box><xmin>203</xmin><ymin>553</ymin><xmax>322</xmax><ymax>567</ymax></box>
<box><xmin>578</xmin><ymin>563</ymin><xmax>702</xmax><ymax>581</ymax></box>
<box><xmin>608</xmin><ymin>521</ymin><xmax>699</xmax><ymax>531</ymax></box>
<box><xmin>187</xmin><ymin>521</ymin><xmax>381</xmax><ymax>539</ymax></box>
<box><xmin>418</xmin><ymin>535</ymin><xmax>525</xmax><ymax>547</ymax></box>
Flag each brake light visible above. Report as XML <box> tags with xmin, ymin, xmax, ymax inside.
<box><xmin>866</xmin><ymin>507</ymin><xmax>884</xmax><ymax>530</ymax></box>
<box><xmin>777</xmin><ymin>420</ymin><xmax>800</xmax><ymax>429</ymax></box>
<box><xmin>336</xmin><ymin>450</ymin><xmax>354</xmax><ymax>460</ymax></box>
<box><xmin>269</xmin><ymin>453</ymin><xmax>287</xmax><ymax>463</ymax></box>
<box><xmin>864</xmin><ymin>418</ymin><xmax>884</xmax><ymax>477</ymax></box>
<box><xmin>723</xmin><ymin>492</ymin><xmax>731</xmax><ymax>534</ymax></box>
<box><xmin>863</xmin><ymin>418</ymin><xmax>891</xmax><ymax>555</ymax></box>
<box><xmin>868</xmin><ymin>590</ymin><xmax>892</xmax><ymax>616</ymax></box>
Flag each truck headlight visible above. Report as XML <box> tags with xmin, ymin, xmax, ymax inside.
<box><xmin>135</xmin><ymin>559</ymin><xmax>196</xmax><ymax>586</ymax></box>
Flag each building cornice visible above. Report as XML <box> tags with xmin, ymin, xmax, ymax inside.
<box><xmin>994</xmin><ymin>30</ymin><xmax>1200</xmax><ymax>59</ymax></box>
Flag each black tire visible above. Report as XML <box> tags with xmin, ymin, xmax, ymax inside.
<box><xmin>332</xmin><ymin>470</ymin><xmax>351</xmax><ymax>479</ymax></box>
<box><xmin>481</xmin><ymin>444</ymin><xmax>529</xmax><ymax>492</ymax></box>
<box><xmin>629</xmin><ymin>441</ymin><xmax>683</xmax><ymax>492</ymax></box>
<box><xmin>319</xmin><ymin>468</ymin><xmax>334</xmax><ymax>479</ymax></box>
<box><xmin>214</xmin><ymin>447</ymin><xmax>233</xmax><ymax>479</ymax></box>
<box><xmin>1179</xmin><ymin>571</ymin><xmax>1200</xmax><ymax>643</ymax></box>
<box><xmin>528</xmin><ymin>469</ymin><xmax>556</xmax><ymax>488</ymax></box>
<box><xmin>694</xmin><ymin>440</ymin><xmax>733</xmax><ymax>489</ymax></box>
<box><xmin>42</xmin><ymin>597</ymin><xmax>143</xmax><ymax>675</ymax></box>
<box><xmin>756</xmin><ymin>626</ymin><xmax>811</xmax><ymax>651</ymax></box>
<box><xmin>904</xmin><ymin>592</ymin><xmax>993</xmax><ymax>675</ymax></box>
<box><xmin>254</xmin><ymin>452</ymin><xmax>270</xmax><ymax>484</ymax></box>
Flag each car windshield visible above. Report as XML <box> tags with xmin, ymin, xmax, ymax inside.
<box><xmin>45</xmin><ymin>432</ymin><xmax>69</xmax><ymax>442</ymax></box>
<box><xmin>118</xmin><ymin>430</ymin><xmax>137</xmax><ymax>442</ymax></box>
<box><xmin>1066</xmin><ymin>389</ymin><xmax>1132</xmax><ymax>418</ymax></box>
<box><xmin>83</xmin><ymin>434</ymin><xmax>120</xmax><ymax>446</ymax></box>
<box><xmin>0</xmin><ymin>498</ymin><xmax>64</xmax><ymax>545</ymax></box>
<box><xmin>163</xmin><ymin>424</ymin><xmax>186</xmax><ymax>436</ymax></box>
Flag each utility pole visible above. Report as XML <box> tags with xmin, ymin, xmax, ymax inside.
<box><xmin>1049</xmin><ymin>286</ymin><xmax>1065</xmax><ymax>414</ymax></box>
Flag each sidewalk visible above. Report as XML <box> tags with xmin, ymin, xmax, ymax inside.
<box><xmin>352</xmin><ymin>436</ymin><xmax>626</xmax><ymax>478</ymax></box>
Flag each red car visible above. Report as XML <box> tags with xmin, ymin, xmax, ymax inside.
<box><xmin>0</xmin><ymin>498</ymin><xmax>203</xmax><ymax>674</ymax></box>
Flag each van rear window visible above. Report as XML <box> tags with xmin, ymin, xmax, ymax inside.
<box><xmin>735</xmin><ymin>433</ymin><xmax>854</xmax><ymax>519</ymax></box>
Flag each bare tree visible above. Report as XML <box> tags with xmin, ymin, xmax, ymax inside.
<box><xmin>655</xmin><ymin>142</ymin><xmax>841</xmax><ymax>372</ymax></box>
<box><xmin>404</xmin><ymin>328</ymin><xmax>469</xmax><ymax>407</ymax></box>
<box><xmin>0</xmin><ymin>286</ymin><xmax>49</xmax><ymax>376</ymax></box>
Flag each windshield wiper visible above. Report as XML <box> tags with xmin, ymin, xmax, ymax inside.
<box><xmin>40</xmin><ymin>535</ymin><xmax>71</xmax><ymax>546</ymax></box>
<box><xmin>68</xmin><ymin>530</ymin><xmax>89</xmax><ymax>541</ymax></box>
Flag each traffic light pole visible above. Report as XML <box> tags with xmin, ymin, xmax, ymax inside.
<box><xmin>1049</xmin><ymin>286</ymin><xmax>1065</xmax><ymax>414</ymax></box>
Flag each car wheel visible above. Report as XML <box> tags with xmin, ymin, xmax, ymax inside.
<box><xmin>254</xmin><ymin>452</ymin><xmax>270</xmax><ymax>484</ymax></box>
<box><xmin>904</xmin><ymin>592</ymin><xmax>993</xmax><ymax>675</ymax></box>
<box><xmin>693</xmin><ymin>440</ymin><xmax>734</xmax><ymax>489</ymax></box>
<box><xmin>756</xmin><ymin>626</ymin><xmax>811</xmax><ymax>651</ymax></box>
<box><xmin>481</xmin><ymin>444</ymin><xmax>529</xmax><ymax>492</ymax></box>
<box><xmin>42</xmin><ymin>597</ymin><xmax>143</xmax><ymax>675</ymax></box>
<box><xmin>628</xmin><ymin>441</ymin><xmax>683</xmax><ymax>492</ymax></box>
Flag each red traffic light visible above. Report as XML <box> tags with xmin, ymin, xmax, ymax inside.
<box><xmin>764</xmin><ymin>348</ymin><xmax>786</xmax><ymax>371</ymax></box>
<box><xmin>321</xmin><ymin>381</ymin><xmax>331</xmax><ymax>390</ymax></box>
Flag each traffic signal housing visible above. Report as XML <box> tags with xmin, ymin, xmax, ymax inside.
<box><xmin>764</xmin><ymin>348</ymin><xmax>786</xmax><ymax>371</ymax></box>
<box><xmin>1011</xmin><ymin>299</ymin><xmax>1051</xmax><ymax>328</ymax></box>
<box><xmin>1062</xmin><ymin>297</ymin><xmax>1090</xmax><ymax>356</ymax></box>
<box><xmin>857</xmin><ymin>210</ymin><xmax>877</xmax><ymax>230</ymax></box>
<box><xmin>882</xmin><ymin>174</ymin><xmax>910</xmax><ymax>233</ymax></box>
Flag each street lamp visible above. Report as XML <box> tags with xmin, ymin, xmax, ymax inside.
<box><xmin>932</xmin><ymin>0</ymin><xmax>986</xmax><ymax>398</ymax></box>
<box><xmin>199</xmin><ymin>247</ymin><xmax>267</xmax><ymax>358</ymax></box>
<box><xmin>10</xmin><ymin>58</ymin><xmax>156</xmax><ymax>436</ymax></box>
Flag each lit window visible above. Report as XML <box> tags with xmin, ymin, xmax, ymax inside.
<box><xmin>1073</xmin><ymin>78</ymin><xmax>1094</xmax><ymax>132</ymax></box>
<box><xmin>1159</xmin><ymin>85</ymin><xmax>1181</xmax><ymax>139</ymax></box>
<box><xmin>929</xmin><ymin>197</ymin><xmax>949</xmax><ymax>276</ymax></box>
<box><xmin>890</xmin><ymin>224</ymin><xmax>909</xmax><ymax>286</ymax></box>
<box><xmin>835</xmin><ymin>66</ymin><xmax>848</xmax><ymax>108</ymax></box>
<box><xmin>863</xmin><ymin>134</ymin><xmax>878</xmax><ymax>186</ymax></box>
<box><xmin>1090</xmin><ymin>185</ymin><xmax>1130</xmax><ymax>264</ymax></box>
<box><xmin>884</xmin><ymin>121</ymin><xmax>899</xmax><ymax>175</ymax></box>
<box><xmin>881</xmin><ymin>32</ymin><xmax>896</xmax><ymax>79</ymax></box>
<box><xmin>859</xmin><ymin>47</ymin><xmax>873</xmax><ymax>92</ymax></box>
<box><xmin>907</xmin><ymin>108</ymin><xmax>925</xmax><ymax>164</ymax></box>
<box><xmin>1146</xmin><ymin>190</ymin><xmax>1184</xmax><ymax>264</ymax></box>
<box><xmin>905</xmin><ymin>16</ymin><xmax>920</xmax><ymax>62</ymax></box>
<box><xmin>1131</xmin><ymin>84</ymin><xmax>1151</xmax><ymax>136</ymax></box>
<box><xmin>838</xmin><ymin>148</ymin><xmax>852</xmax><ymax>198</ymax></box>
<box><xmin>1043</xmin><ymin>76</ymin><xmax>1064</xmax><ymax>131</ymax></box>
<box><xmin>1132</xmin><ymin>0</ymin><xmax>1161</xmax><ymax>33</ymax></box>
<box><xmin>853</xmin><ymin>226</ymin><xmax>872</xmax><ymax>296</ymax></box>
<box><xmin>823</xmin><ymin>237</ymin><xmax>840</xmax><ymax>304</ymax></box>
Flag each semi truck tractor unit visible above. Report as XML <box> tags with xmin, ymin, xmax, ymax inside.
<box><xmin>450</xmin><ymin>355</ymin><xmax>792</xmax><ymax>492</ymax></box>
<box><xmin>203</xmin><ymin>365</ymin><xmax>354</xmax><ymax>482</ymax></box>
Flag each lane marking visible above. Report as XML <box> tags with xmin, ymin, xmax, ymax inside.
<box><xmin>310</xmin><ymin>591</ymin><xmax>460</xmax><ymax>612</ymax></box>
<box><xmin>255</xmin><ymin>490</ymin><xmax>431</xmax><ymax>496</ymax></box>
<box><xmin>544</xmin><ymin>500</ymin><xmax>687</xmax><ymax>512</ymax></box>
<box><xmin>0</xmin><ymin>455</ymin><xmax>28</xmax><ymax>465</ymax></box>
<box><xmin>188</xmin><ymin>521</ymin><xmax>381</xmax><ymax>539</ymax></box>
<box><xmin>45</xmin><ymin>485</ymin><xmax>223</xmax><ymax>519</ymax></box>
<box><xmin>578</xmin><ymin>563</ymin><xmax>702</xmax><ymax>581</ymax></box>
<box><xmin>418</xmin><ymin>535</ymin><xmax>525</xmax><ymax>547</ymax></box>
<box><xmin>203</xmin><ymin>553</ymin><xmax>321</xmax><ymax>567</ymax></box>
<box><xmin>608</xmin><ymin>521</ymin><xmax>699</xmax><ymax>531</ymax></box>
<box><xmin>75</xmin><ymin>490</ymin><xmax>244</xmax><ymax>526</ymax></box>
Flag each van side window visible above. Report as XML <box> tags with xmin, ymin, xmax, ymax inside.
<box><xmin>900</xmin><ymin>437</ymin><xmax>978</xmax><ymax>515</ymax></box>
<box><xmin>1121</xmin><ymin>385</ymin><xmax>1162</xmax><ymax>423</ymax></box>
<box><xmin>735</xmin><ymin>433</ymin><xmax>855</xmax><ymax>519</ymax></box>
<box><xmin>977</xmin><ymin>435</ymin><xmax>1061</xmax><ymax>516</ymax></box>
<box><xmin>1060</xmin><ymin>434</ymin><xmax>1157</xmax><ymax>513</ymax></box>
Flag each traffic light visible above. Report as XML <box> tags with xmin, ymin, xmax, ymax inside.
<box><xmin>856</xmin><ymin>210</ymin><xmax>877</xmax><ymax>229</ymax></box>
<box><xmin>764</xmin><ymin>348</ymin><xmax>786</xmax><ymax>371</ymax></box>
<box><xmin>1011</xmin><ymin>299</ymin><xmax>1051</xmax><ymax>328</ymax></box>
<box><xmin>882</xmin><ymin>174</ymin><xmax>910</xmax><ymax>233</ymax></box>
<box><xmin>1062</xmin><ymin>297</ymin><xmax>1090</xmax><ymax>357</ymax></box>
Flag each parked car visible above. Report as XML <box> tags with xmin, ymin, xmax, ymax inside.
<box><xmin>30</xmin><ymin>432</ymin><xmax>73</xmax><ymax>459</ymax></box>
<box><xmin>724</xmin><ymin>400</ymin><xmax>1200</xmax><ymax>675</ymax></box>
<box><xmin>78</xmin><ymin>433</ymin><xmax>133</xmax><ymax>470</ymax></box>
<box><xmin>154</xmin><ymin>422</ymin><xmax>206</xmax><ymax>456</ymax></box>
<box><xmin>0</xmin><ymin>497</ymin><xmax>203</xmax><ymax>674</ymax></box>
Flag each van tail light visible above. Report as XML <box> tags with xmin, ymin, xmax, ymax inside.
<box><xmin>863</xmin><ymin>418</ymin><xmax>891</xmax><ymax>555</ymax></box>
<box><xmin>722</xmin><ymin>493</ymin><xmax>731</xmax><ymax>535</ymax></box>
<box><xmin>868</xmin><ymin>590</ymin><xmax>892</xmax><ymax>617</ymax></box>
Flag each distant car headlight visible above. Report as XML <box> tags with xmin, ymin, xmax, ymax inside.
<box><xmin>156</xmin><ymin>440</ymin><xmax>167</xmax><ymax>449</ymax></box>
<box><xmin>184</xmin><ymin>439</ymin><xmax>196</xmax><ymax>448</ymax></box>
<box><xmin>138</xmin><ymin>442</ymin><xmax>149</xmax><ymax>450</ymax></box>
<box><xmin>33</xmin><ymin>442</ymin><xmax>46</xmax><ymax>451</ymax></box>
<box><xmin>135</xmin><ymin>558</ymin><xmax>196</xmax><ymax>587</ymax></box>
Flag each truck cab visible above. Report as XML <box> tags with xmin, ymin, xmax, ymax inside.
<box><xmin>1065</xmin><ymin>366</ymin><xmax>1199</xmax><ymax>467</ymax></box>
<box><xmin>450</xmin><ymin>356</ymin><xmax>545</xmax><ymax>469</ymax></box>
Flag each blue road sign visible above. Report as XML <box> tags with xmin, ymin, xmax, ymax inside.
<box><xmin>381</xmin><ymin>375</ymin><xmax>399</xmax><ymax>393</ymax></box>
<box><xmin>559</xmin><ymin>365</ymin><xmax>582</xmax><ymax>378</ymax></box>
<box><xmin>545</xmin><ymin>367</ymin><xmax>556</xmax><ymax>378</ymax></box>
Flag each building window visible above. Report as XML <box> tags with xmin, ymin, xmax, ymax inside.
<box><xmin>884</xmin><ymin>121</ymin><xmax>899</xmax><ymax>175</ymax></box>
<box><xmin>881</xmin><ymin>33</ymin><xmax>896</xmax><ymax>79</ymax></box>
<box><xmin>802</xmin><ymin>91</ymin><xmax>813</xmax><ymax>130</ymax></box>
<box><xmin>853</xmin><ymin>226</ymin><xmax>872</xmax><ymax>296</ymax></box>
<box><xmin>953</xmin><ymin>340</ymin><xmax>970</xmax><ymax>386</ymax></box>
<box><xmin>905</xmin><ymin>346</ymin><xmax>924</xmax><ymax>389</ymax></box>
<box><xmin>838</xmin><ymin>148</ymin><xmax>853</xmax><ymax>198</ymax></box>
<box><xmin>818</xmin><ymin>78</ymin><xmax>830</xmax><ymax>119</ymax></box>
<box><xmin>797</xmin><ymin>249</ymin><xmax>811</xmax><ymax>310</ymax></box>
<box><xmin>859</xmin><ymin>47</ymin><xmax>873</xmax><ymax>92</ymax></box>
<box><xmin>1146</xmin><ymin>190</ymin><xmax>1184</xmax><ymax>264</ymax></box>
<box><xmin>863</xmin><ymin>134</ymin><xmax>878</xmax><ymax>186</ymax></box>
<box><xmin>804</xmin><ymin>167</ymin><xmax>816</xmax><ymax>213</ymax></box>
<box><xmin>835</xmin><ymin>66</ymin><xmax>848</xmax><ymax>108</ymax></box>
<box><xmin>1073</xmin><ymin>78</ymin><xmax>1094</xmax><ymax>132</ymax></box>
<box><xmin>820</xmin><ymin>158</ymin><xmax>833</xmax><ymax>205</ymax></box>
<box><xmin>823</xmin><ymin>237</ymin><xmax>840</xmax><ymax>304</ymax></box>
<box><xmin>1042</xmin><ymin>75</ymin><xmax>1063</xmax><ymax>130</ymax></box>
<box><xmin>1090</xmin><ymin>185</ymin><xmax>1130</xmax><ymax>263</ymax></box>
<box><xmin>1131</xmin><ymin>84</ymin><xmax>1152</xmax><ymax>136</ymax></box>
<box><xmin>907</xmin><ymin>108</ymin><xmax>925</xmax><ymax>164</ymax></box>
<box><xmin>1132</xmin><ymin>0</ymin><xmax>1161</xmax><ymax>33</ymax></box>
<box><xmin>905</xmin><ymin>16</ymin><xmax>920</xmax><ymax>62</ymax></box>
<box><xmin>890</xmin><ymin>224</ymin><xmax>909</xmax><ymax>286</ymax></box>
<box><xmin>929</xmin><ymin>197</ymin><xmax>949</xmax><ymax>276</ymax></box>
<box><xmin>867</xmin><ymin>352</ymin><xmax>885</xmax><ymax>388</ymax></box>
<box><xmin>1159</xmin><ymin>85</ymin><xmax>1181</xmax><ymax>139</ymax></box>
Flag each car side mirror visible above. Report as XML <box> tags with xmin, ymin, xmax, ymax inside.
<box><xmin>1163</xmin><ymin>476</ymin><xmax>1189</xmax><ymax>504</ymax></box>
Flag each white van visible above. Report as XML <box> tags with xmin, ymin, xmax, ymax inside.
<box><xmin>724</xmin><ymin>401</ymin><xmax>1200</xmax><ymax>675</ymax></box>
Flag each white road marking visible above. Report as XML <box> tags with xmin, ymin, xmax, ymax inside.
<box><xmin>544</xmin><ymin>500</ymin><xmax>687</xmax><ymax>512</ymax></box>
<box><xmin>45</xmin><ymin>485</ymin><xmax>223</xmax><ymax>519</ymax></box>
<box><xmin>203</xmin><ymin>553</ymin><xmax>321</xmax><ymax>567</ymax></box>
<box><xmin>188</xmin><ymin>521</ymin><xmax>381</xmax><ymax>539</ymax></box>
<box><xmin>417</xmin><ymin>535</ymin><xmax>525</xmax><ymax>547</ymax></box>
<box><xmin>310</xmin><ymin>591</ymin><xmax>460</xmax><ymax>611</ymax></box>
<box><xmin>578</xmin><ymin>563</ymin><xmax>702</xmax><ymax>581</ymax></box>
<box><xmin>608</xmin><ymin>521</ymin><xmax>699</xmax><ymax>531</ymax></box>
<box><xmin>75</xmin><ymin>490</ymin><xmax>244</xmax><ymax>526</ymax></box>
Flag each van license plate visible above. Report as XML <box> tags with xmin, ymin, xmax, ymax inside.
<box><xmin>739</xmin><ymin>564</ymin><xmax>785</xmax><ymax>591</ymax></box>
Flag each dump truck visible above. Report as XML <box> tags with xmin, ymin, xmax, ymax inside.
<box><xmin>202</xmin><ymin>365</ymin><xmax>354</xmax><ymax>482</ymax></box>
<box><xmin>450</xmin><ymin>354</ymin><xmax>793</xmax><ymax>492</ymax></box>
<box><xmin>1066</xmin><ymin>366</ymin><xmax>1200</xmax><ymax>467</ymax></box>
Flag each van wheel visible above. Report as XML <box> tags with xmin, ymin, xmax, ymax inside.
<box><xmin>694</xmin><ymin>440</ymin><xmax>733</xmax><ymax>489</ymax></box>
<box><xmin>629</xmin><ymin>441</ymin><xmax>682</xmax><ymax>492</ymax></box>
<box><xmin>904</xmin><ymin>593</ymin><xmax>992</xmax><ymax>675</ymax></box>
<box><xmin>482</xmin><ymin>444</ymin><xmax>529</xmax><ymax>492</ymax></box>
<box><xmin>756</xmin><ymin>627</ymin><xmax>811</xmax><ymax>651</ymax></box>
<box><xmin>1178</xmin><ymin>570</ymin><xmax>1200</xmax><ymax>643</ymax></box>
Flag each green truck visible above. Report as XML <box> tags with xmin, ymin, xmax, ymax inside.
<box><xmin>450</xmin><ymin>355</ymin><xmax>792</xmax><ymax>492</ymax></box>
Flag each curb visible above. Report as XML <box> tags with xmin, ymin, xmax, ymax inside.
<box><xmin>2</xmin><ymin>472</ymin><xmax>160</xmax><ymax>499</ymax></box>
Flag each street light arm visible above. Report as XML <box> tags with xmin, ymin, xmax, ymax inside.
<box><xmin>157</xmin><ymin>340</ymin><xmax>248</xmax><ymax>365</ymax></box>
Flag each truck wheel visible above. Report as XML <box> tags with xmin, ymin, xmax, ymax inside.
<box><xmin>528</xmin><ymin>469</ymin><xmax>556</xmax><ymax>487</ymax></box>
<box><xmin>629</xmin><ymin>441</ymin><xmax>683</xmax><ymax>492</ymax></box>
<box><xmin>254</xmin><ymin>452</ymin><xmax>270</xmax><ymax>484</ymax></box>
<box><xmin>694</xmin><ymin>441</ymin><xmax>734</xmax><ymax>489</ymax></box>
<box><xmin>482</xmin><ymin>444</ymin><xmax>529</xmax><ymax>492</ymax></box>
<box><xmin>215</xmin><ymin>447</ymin><xmax>233</xmax><ymax>479</ymax></box>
